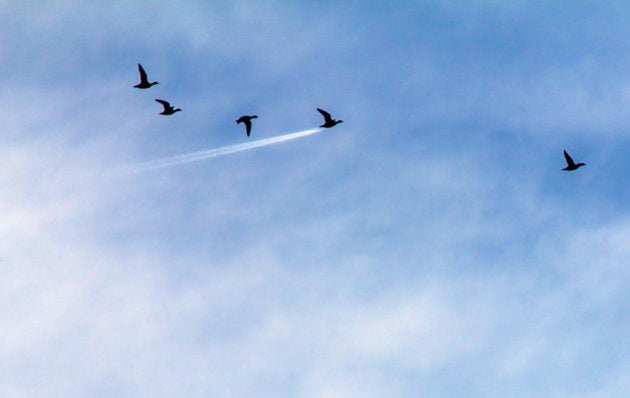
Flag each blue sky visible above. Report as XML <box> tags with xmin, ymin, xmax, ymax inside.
<box><xmin>1</xmin><ymin>2</ymin><xmax>629</xmax><ymax>397</ymax></box>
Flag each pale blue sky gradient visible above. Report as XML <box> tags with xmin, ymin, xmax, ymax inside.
<box><xmin>0</xmin><ymin>2</ymin><xmax>628</xmax><ymax>397</ymax></box>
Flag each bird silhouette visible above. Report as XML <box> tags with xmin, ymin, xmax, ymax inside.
<box><xmin>236</xmin><ymin>115</ymin><xmax>258</xmax><ymax>137</ymax></box>
<box><xmin>134</xmin><ymin>64</ymin><xmax>158</xmax><ymax>89</ymax></box>
<box><xmin>155</xmin><ymin>99</ymin><xmax>181</xmax><ymax>115</ymax></box>
<box><xmin>317</xmin><ymin>108</ymin><xmax>343</xmax><ymax>128</ymax></box>
<box><xmin>562</xmin><ymin>150</ymin><xmax>585</xmax><ymax>171</ymax></box>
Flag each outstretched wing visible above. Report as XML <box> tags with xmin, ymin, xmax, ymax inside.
<box><xmin>317</xmin><ymin>108</ymin><xmax>332</xmax><ymax>122</ymax></box>
<box><xmin>563</xmin><ymin>150</ymin><xmax>576</xmax><ymax>167</ymax></box>
<box><xmin>244</xmin><ymin>120</ymin><xmax>252</xmax><ymax>136</ymax></box>
<box><xmin>155</xmin><ymin>99</ymin><xmax>170</xmax><ymax>109</ymax></box>
<box><xmin>138</xmin><ymin>64</ymin><xmax>148</xmax><ymax>82</ymax></box>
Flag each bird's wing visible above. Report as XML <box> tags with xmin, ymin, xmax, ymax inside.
<box><xmin>563</xmin><ymin>150</ymin><xmax>576</xmax><ymax>166</ymax></box>
<box><xmin>138</xmin><ymin>64</ymin><xmax>148</xmax><ymax>82</ymax></box>
<box><xmin>317</xmin><ymin>108</ymin><xmax>332</xmax><ymax>121</ymax></box>
<box><xmin>155</xmin><ymin>99</ymin><xmax>170</xmax><ymax>108</ymax></box>
<box><xmin>244</xmin><ymin>120</ymin><xmax>252</xmax><ymax>135</ymax></box>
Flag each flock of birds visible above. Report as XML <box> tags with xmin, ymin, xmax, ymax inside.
<box><xmin>134</xmin><ymin>63</ymin><xmax>583</xmax><ymax>171</ymax></box>
<box><xmin>133</xmin><ymin>63</ymin><xmax>343</xmax><ymax>137</ymax></box>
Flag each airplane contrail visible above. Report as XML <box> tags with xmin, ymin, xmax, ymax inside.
<box><xmin>131</xmin><ymin>127</ymin><xmax>323</xmax><ymax>173</ymax></box>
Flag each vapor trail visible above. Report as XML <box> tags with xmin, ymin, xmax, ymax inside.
<box><xmin>132</xmin><ymin>127</ymin><xmax>323</xmax><ymax>173</ymax></box>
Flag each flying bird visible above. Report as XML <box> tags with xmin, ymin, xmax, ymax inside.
<box><xmin>236</xmin><ymin>115</ymin><xmax>258</xmax><ymax>137</ymax></box>
<box><xmin>317</xmin><ymin>108</ymin><xmax>343</xmax><ymax>128</ymax></box>
<box><xmin>134</xmin><ymin>64</ymin><xmax>159</xmax><ymax>89</ymax></box>
<box><xmin>155</xmin><ymin>99</ymin><xmax>181</xmax><ymax>115</ymax></box>
<box><xmin>562</xmin><ymin>150</ymin><xmax>585</xmax><ymax>171</ymax></box>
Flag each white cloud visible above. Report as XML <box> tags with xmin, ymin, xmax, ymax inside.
<box><xmin>0</xmin><ymin>3</ymin><xmax>628</xmax><ymax>398</ymax></box>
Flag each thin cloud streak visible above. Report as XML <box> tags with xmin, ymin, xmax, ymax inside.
<box><xmin>2</xmin><ymin>3</ymin><xmax>630</xmax><ymax>397</ymax></box>
<box><xmin>129</xmin><ymin>127</ymin><xmax>323</xmax><ymax>174</ymax></box>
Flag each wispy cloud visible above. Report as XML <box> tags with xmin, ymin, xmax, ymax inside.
<box><xmin>0</xmin><ymin>2</ymin><xmax>628</xmax><ymax>398</ymax></box>
<box><xmin>130</xmin><ymin>128</ymin><xmax>322</xmax><ymax>173</ymax></box>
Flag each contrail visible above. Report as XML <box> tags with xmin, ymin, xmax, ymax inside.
<box><xmin>131</xmin><ymin>127</ymin><xmax>323</xmax><ymax>173</ymax></box>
